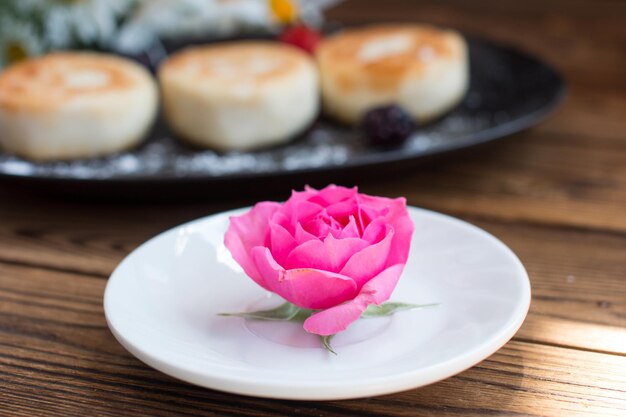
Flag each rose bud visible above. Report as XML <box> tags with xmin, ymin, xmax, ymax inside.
<box><xmin>224</xmin><ymin>185</ymin><xmax>414</xmax><ymax>336</ymax></box>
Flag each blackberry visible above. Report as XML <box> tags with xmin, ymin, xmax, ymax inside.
<box><xmin>361</xmin><ymin>105</ymin><xmax>415</xmax><ymax>147</ymax></box>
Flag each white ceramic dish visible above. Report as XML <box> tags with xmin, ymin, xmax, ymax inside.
<box><xmin>104</xmin><ymin>206</ymin><xmax>530</xmax><ymax>400</ymax></box>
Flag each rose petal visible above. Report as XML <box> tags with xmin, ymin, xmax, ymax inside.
<box><xmin>325</xmin><ymin>199</ymin><xmax>358</xmax><ymax>225</ymax></box>
<box><xmin>361</xmin><ymin>217</ymin><xmax>388</xmax><ymax>244</ymax></box>
<box><xmin>301</xmin><ymin>214</ymin><xmax>330</xmax><ymax>239</ymax></box>
<box><xmin>224</xmin><ymin>231</ymin><xmax>268</xmax><ymax>291</ymax></box>
<box><xmin>340</xmin><ymin>229</ymin><xmax>394</xmax><ymax>288</ymax></box>
<box><xmin>251</xmin><ymin>247</ymin><xmax>357</xmax><ymax>309</ymax></box>
<box><xmin>268</xmin><ymin>222</ymin><xmax>298</xmax><ymax>267</ymax></box>
<box><xmin>383</xmin><ymin>197</ymin><xmax>414</xmax><ymax>266</ymax></box>
<box><xmin>303</xmin><ymin>264</ymin><xmax>406</xmax><ymax>335</ymax></box>
<box><xmin>294</xmin><ymin>222</ymin><xmax>318</xmax><ymax>244</ymax></box>
<box><xmin>287</xmin><ymin>188</ymin><xmax>317</xmax><ymax>206</ymax></box>
<box><xmin>284</xmin><ymin>234</ymin><xmax>369</xmax><ymax>272</ymax></box>
<box><xmin>360</xmin><ymin>263</ymin><xmax>406</xmax><ymax>304</ymax></box>
<box><xmin>357</xmin><ymin>193</ymin><xmax>394</xmax><ymax>212</ymax></box>
<box><xmin>282</xmin><ymin>189</ymin><xmax>322</xmax><ymax>223</ymax></box>
<box><xmin>224</xmin><ymin>202</ymin><xmax>282</xmax><ymax>290</ymax></box>
<box><xmin>249</xmin><ymin>246</ymin><xmax>285</xmax><ymax>294</ymax></box>
<box><xmin>328</xmin><ymin>221</ymin><xmax>344</xmax><ymax>239</ymax></box>
<box><xmin>282</xmin><ymin>269</ymin><xmax>358</xmax><ymax>309</ymax></box>
<box><xmin>228</xmin><ymin>202</ymin><xmax>282</xmax><ymax>250</ymax></box>
<box><xmin>359</xmin><ymin>204</ymin><xmax>388</xmax><ymax>225</ymax></box>
<box><xmin>339</xmin><ymin>216</ymin><xmax>360</xmax><ymax>239</ymax></box>
<box><xmin>356</xmin><ymin>193</ymin><xmax>394</xmax><ymax>231</ymax></box>
<box><xmin>355</xmin><ymin>206</ymin><xmax>367</xmax><ymax>234</ymax></box>
<box><xmin>291</xmin><ymin>200</ymin><xmax>324</xmax><ymax>224</ymax></box>
<box><xmin>308</xmin><ymin>184</ymin><xmax>357</xmax><ymax>206</ymax></box>
<box><xmin>303</xmin><ymin>185</ymin><xmax>319</xmax><ymax>193</ymax></box>
<box><xmin>271</xmin><ymin>211</ymin><xmax>292</xmax><ymax>234</ymax></box>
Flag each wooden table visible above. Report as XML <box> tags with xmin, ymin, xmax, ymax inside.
<box><xmin>1</xmin><ymin>1</ymin><xmax>625</xmax><ymax>415</ymax></box>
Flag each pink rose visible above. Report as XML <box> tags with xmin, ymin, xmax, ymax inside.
<box><xmin>224</xmin><ymin>185</ymin><xmax>414</xmax><ymax>336</ymax></box>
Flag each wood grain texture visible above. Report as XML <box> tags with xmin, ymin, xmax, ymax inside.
<box><xmin>0</xmin><ymin>262</ymin><xmax>624</xmax><ymax>417</ymax></box>
<box><xmin>1</xmin><ymin>0</ymin><xmax>625</xmax><ymax>415</ymax></box>
<box><xmin>1</xmin><ymin>197</ymin><xmax>626</xmax><ymax>356</ymax></box>
<box><xmin>0</xmin><ymin>195</ymin><xmax>244</xmax><ymax>277</ymax></box>
<box><xmin>1</xmin><ymin>123</ymin><xmax>625</xmax><ymax>272</ymax></box>
<box><xmin>361</xmin><ymin>130</ymin><xmax>626</xmax><ymax>233</ymax></box>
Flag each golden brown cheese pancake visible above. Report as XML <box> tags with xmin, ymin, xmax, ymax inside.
<box><xmin>158</xmin><ymin>42</ymin><xmax>319</xmax><ymax>151</ymax></box>
<box><xmin>316</xmin><ymin>24</ymin><xmax>468</xmax><ymax>124</ymax></box>
<box><xmin>0</xmin><ymin>52</ymin><xmax>158</xmax><ymax>160</ymax></box>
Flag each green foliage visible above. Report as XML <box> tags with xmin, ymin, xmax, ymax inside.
<box><xmin>219</xmin><ymin>301</ymin><xmax>438</xmax><ymax>355</ymax></box>
<box><xmin>361</xmin><ymin>302</ymin><xmax>439</xmax><ymax>318</ymax></box>
<box><xmin>0</xmin><ymin>0</ymin><xmax>139</xmax><ymax>67</ymax></box>
<box><xmin>321</xmin><ymin>335</ymin><xmax>336</xmax><ymax>355</ymax></box>
<box><xmin>219</xmin><ymin>302</ymin><xmax>313</xmax><ymax>322</ymax></box>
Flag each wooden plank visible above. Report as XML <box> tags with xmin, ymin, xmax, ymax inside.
<box><xmin>542</xmin><ymin>89</ymin><xmax>626</xmax><ymax>143</ymax></box>
<box><xmin>0</xmin><ymin>340</ymin><xmax>624</xmax><ymax>417</ymax></box>
<box><xmin>1</xmin><ymin>118</ymin><xmax>625</xmax><ymax>274</ymax></box>
<box><xmin>328</xmin><ymin>10</ymin><xmax>626</xmax><ymax>63</ymax></box>
<box><xmin>0</xmin><ymin>0</ymin><xmax>624</xmax><ymax>271</ymax></box>
<box><xmin>468</xmin><ymin>220</ymin><xmax>626</xmax><ymax>354</ymax></box>
<box><xmin>328</xmin><ymin>6</ymin><xmax>626</xmax><ymax>61</ymax></box>
<box><xmin>1</xmin><ymin>195</ymin><xmax>626</xmax><ymax>355</ymax></box>
<box><xmin>518</xmin><ymin>318</ymin><xmax>626</xmax><ymax>355</ymax></box>
<box><xmin>2</xmin><ymin>5</ymin><xmax>625</xmax><ymax>270</ymax></box>
<box><xmin>0</xmin><ymin>263</ymin><xmax>624</xmax><ymax>417</ymax></box>
<box><xmin>0</xmin><ymin>195</ymin><xmax>243</xmax><ymax>277</ymax></box>
<box><xmin>362</xmin><ymin>127</ymin><xmax>626</xmax><ymax>233</ymax></box>
<box><xmin>0</xmin><ymin>192</ymin><xmax>625</xmax><ymax>311</ymax></box>
<box><xmin>0</xmin><ymin>214</ymin><xmax>624</xmax><ymax>353</ymax></box>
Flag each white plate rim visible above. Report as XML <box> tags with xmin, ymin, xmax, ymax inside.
<box><xmin>104</xmin><ymin>206</ymin><xmax>531</xmax><ymax>400</ymax></box>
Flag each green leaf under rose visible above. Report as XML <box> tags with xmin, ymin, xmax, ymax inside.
<box><xmin>220</xmin><ymin>301</ymin><xmax>438</xmax><ymax>354</ymax></box>
<box><xmin>218</xmin><ymin>303</ymin><xmax>312</xmax><ymax>322</ymax></box>
<box><xmin>360</xmin><ymin>302</ymin><xmax>439</xmax><ymax>318</ymax></box>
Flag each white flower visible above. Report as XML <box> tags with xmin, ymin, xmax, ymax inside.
<box><xmin>114</xmin><ymin>0</ymin><xmax>342</xmax><ymax>53</ymax></box>
<box><xmin>6</xmin><ymin>0</ymin><xmax>49</xmax><ymax>15</ymax></box>
<box><xmin>216</xmin><ymin>0</ymin><xmax>273</xmax><ymax>31</ymax></box>
<box><xmin>1</xmin><ymin>0</ymin><xmax>136</xmax><ymax>51</ymax></box>
<box><xmin>42</xmin><ymin>0</ymin><xmax>136</xmax><ymax>49</ymax></box>
<box><xmin>0</xmin><ymin>0</ymin><xmax>344</xmax><ymax>59</ymax></box>
<box><xmin>116</xmin><ymin>0</ymin><xmax>270</xmax><ymax>52</ymax></box>
<box><xmin>299</xmin><ymin>0</ymin><xmax>343</xmax><ymax>26</ymax></box>
<box><xmin>0</xmin><ymin>16</ymin><xmax>44</xmax><ymax>68</ymax></box>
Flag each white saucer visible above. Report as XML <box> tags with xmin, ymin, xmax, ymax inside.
<box><xmin>104</xmin><ymin>206</ymin><xmax>530</xmax><ymax>400</ymax></box>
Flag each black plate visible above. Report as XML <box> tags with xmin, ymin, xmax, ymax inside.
<box><xmin>0</xmin><ymin>36</ymin><xmax>565</xmax><ymax>199</ymax></box>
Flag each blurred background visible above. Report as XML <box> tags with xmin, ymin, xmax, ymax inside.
<box><xmin>0</xmin><ymin>2</ymin><xmax>625</xmax><ymax>416</ymax></box>
<box><xmin>0</xmin><ymin>0</ymin><xmax>340</xmax><ymax>67</ymax></box>
<box><xmin>0</xmin><ymin>0</ymin><xmax>623</xmax><ymax>209</ymax></box>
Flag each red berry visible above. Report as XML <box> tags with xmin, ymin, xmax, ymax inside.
<box><xmin>278</xmin><ymin>25</ymin><xmax>322</xmax><ymax>54</ymax></box>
